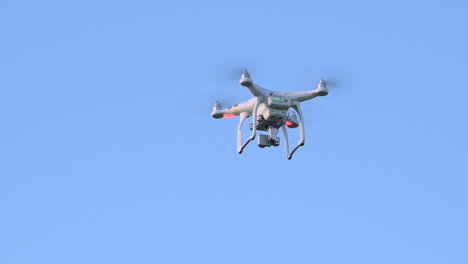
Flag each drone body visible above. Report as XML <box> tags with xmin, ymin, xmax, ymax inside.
<box><xmin>211</xmin><ymin>70</ymin><xmax>328</xmax><ymax>159</ymax></box>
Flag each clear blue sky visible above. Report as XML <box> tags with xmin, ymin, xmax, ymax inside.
<box><xmin>1</xmin><ymin>0</ymin><xmax>467</xmax><ymax>263</ymax></box>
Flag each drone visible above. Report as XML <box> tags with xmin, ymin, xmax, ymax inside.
<box><xmin>211</xmin><ymin>70</ymin><xmax>328</xmax><ymax>160</ymax></box>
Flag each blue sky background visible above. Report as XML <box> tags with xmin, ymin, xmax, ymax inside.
<box><xmin>1</xmin><ymin>0</ymin><xmax>467</xmax><ymax>263</ymax></box>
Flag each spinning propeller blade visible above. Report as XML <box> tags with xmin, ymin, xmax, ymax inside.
<box><xmin>320</xmin><ymin>78</ymin><xmax>340</xmax><ymax>89</ymax></box>
<box><xmin>227</xmin><ymin>67</ymin><xmax>247</xmax><ymax>81</ymax></box>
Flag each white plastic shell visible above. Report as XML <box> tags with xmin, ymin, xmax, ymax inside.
<box><xmin>286</xmin><ymin>111</ymin><xmax>299</xmax><ymax>128</ymax></box>
<box><xmin>261</xmin><ymin>108</ymin><xmax>287</xmax><ymax>123</ymax></box>
<box><xmin>266</xmin><ymin>95</ymin><xmax>291</xmax><ymax>110</ymax></box>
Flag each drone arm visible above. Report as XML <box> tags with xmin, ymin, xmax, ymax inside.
<box><xmin>237</xmin><ymin>97</ymin><xmax>260</xmax><ymax>154</ymax></box>
<box><xmin>239</xmin><ymin>70</ymin><xmax>270</xmax><ymax>97</ymax></box>
<box><xmin>286</xmin><ymin>80</ymin><xmax>329</xmax><ymax>103</ymax></box>
<box><xmin>287</xmin><ymin>103</ymin><xmax>305</xmax><ymax>160</ymax></box>
<box><xmin>242</xmin><ymin>83</ymin><xmax>270</xmax><ymax>97</ymax></box>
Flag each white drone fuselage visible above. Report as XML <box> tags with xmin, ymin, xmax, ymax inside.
<box><xmin>211</xmin><ymin>70</ymin><xmax>328</xmax><ymax>159</ymax></box>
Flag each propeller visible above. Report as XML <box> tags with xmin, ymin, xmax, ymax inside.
<box><xmin>226</xmin><ymin>67</ymin><xmax>249</xmax><ymax>81</ymax></box>
<box><xmin>211</xmin><ymin>63</ymin><xmax>258</xmax><ymax>82</ymax></box>
<box><xmin>205</xmin><ymin>66</ymin><xmax>255</xmax><ymax>112</ymax></box>
<box><xmin>321</xmin><ymin>78</ymin><xmax>340</xmax><ymax>88</ymax></box>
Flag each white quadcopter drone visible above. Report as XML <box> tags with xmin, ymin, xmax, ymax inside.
<box><xmin>211</xmin><ymin>70</ymin><xmax>328</xmax><ymax>160</ymax></box>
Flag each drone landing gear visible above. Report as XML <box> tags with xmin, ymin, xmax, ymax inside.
<box><xmin>237</xmin><ymin>101</ymin><xmax>307</xmax><ymax>160</ymax></box>
<box><xmin>283</xmin><ymin>104</ymin><xmax>306</xmax><ymax>160</ymax></box>
<box><xmin>237</xmin><ymin>97</ymin><xmax>260</xmax><ymax>154</ymax></box>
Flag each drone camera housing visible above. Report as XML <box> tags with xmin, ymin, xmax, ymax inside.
<box><xmin>258</xmin><ymin>134</ymin><xmax>279</xmax><ymax>148</ymax></box>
